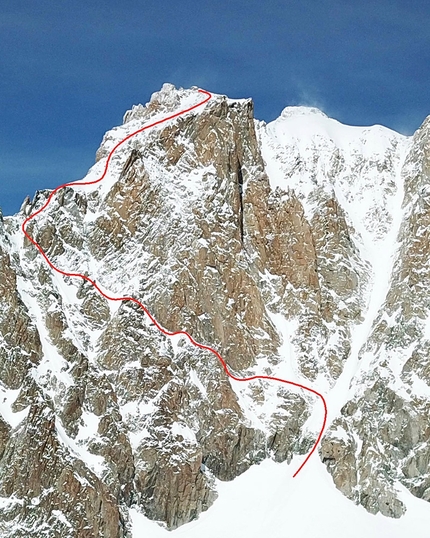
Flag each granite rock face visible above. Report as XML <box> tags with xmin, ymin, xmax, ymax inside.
<box><xmin>0</xmin><ymin>83</ymin><xmax>429</xmax><ymax>534</ymax></box>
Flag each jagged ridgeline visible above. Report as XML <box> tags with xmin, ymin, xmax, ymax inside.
<box><xmin>0</xmin><ymin>83</ymin><xmax>430</xmax><ymax>536</ymax></box>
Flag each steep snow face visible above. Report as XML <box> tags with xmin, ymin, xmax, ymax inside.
<box><xmin>1</xmin><ymin>86</ymin><xmax>430</xmax><ymax>537</ymax></box>
<box><xmin>257</xmin><ymin>107</ymin><xmax>411</xmax><ymax>410</ymax></box>
<box><xmin>258</xmin><ymin>107</ymin><xmax>411</xmax><ymax>372</ymax></box>
<box><xmin>258</xmin><ymin>106</ymin><xmax>410</xmax><ymax>243</ymax></box>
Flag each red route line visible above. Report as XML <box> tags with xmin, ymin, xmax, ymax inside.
<box><xmin>22</xmin><ymin>88</ymin><xmax>327</xmax><ymax>477</ymax></box>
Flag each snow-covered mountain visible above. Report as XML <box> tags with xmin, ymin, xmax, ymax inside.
<box><xmin>1</xmin><ymin>83</ymin><xmax>430</xmax><ymax>537</ymax></box>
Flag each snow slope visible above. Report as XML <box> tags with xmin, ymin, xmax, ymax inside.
<box><xmin>130</xmin><ymin>456</ymin><xmax>430</xmax><ymax>538</ymax></box>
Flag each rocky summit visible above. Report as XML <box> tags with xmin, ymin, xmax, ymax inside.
<box><xmin>1</xmin><ymin>83</ymin><xmax>430</xmax><ymax>536</ymax></box>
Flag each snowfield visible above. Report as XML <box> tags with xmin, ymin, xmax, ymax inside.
<box><xmin>130</xmin><ymin>456</ymin><xmax>430</xmax><ymax>538</ymax></box>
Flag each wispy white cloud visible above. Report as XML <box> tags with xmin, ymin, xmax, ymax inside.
<box><xmin>287</xmin><ymin>77</ymin><xmax>333</xmax><ymax>117</ymax></box>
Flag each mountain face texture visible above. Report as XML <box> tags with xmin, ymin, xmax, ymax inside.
<box><xmin>1</xmin><ymin>83</ymin><xmax>430</xmax><ymax>536</ymax></box>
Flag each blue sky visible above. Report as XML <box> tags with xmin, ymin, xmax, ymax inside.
<box><xmin>1</xmin><ymin>0</ymin><xmax>429</xmax><ymax>215</ymax></box>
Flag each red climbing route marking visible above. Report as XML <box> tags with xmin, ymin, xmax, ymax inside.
<box><xmin>22</xmin><ymin>88</ymin><xmax>327</xmax><ymax>477</ymax></box>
